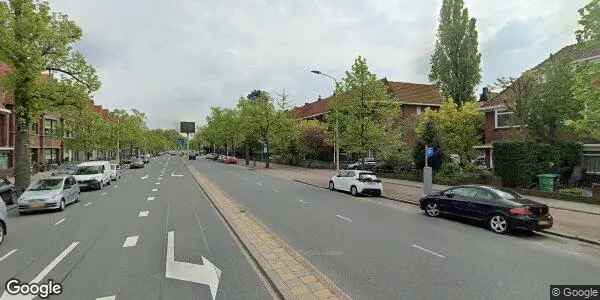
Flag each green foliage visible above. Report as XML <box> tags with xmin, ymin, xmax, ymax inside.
<box><xmin>493</xmin><ymin>141</ymin><xmax>583</xmax><ymax>188</ymax></box>
<box><xmin>429</xmin><ymin>0</ymin><xmax>481</xmax><ymax>105</ymax></box>
<box><xmin>559</xmin><ymin>187</ymin><xmax>586</xmax><ymax>198</ymax></box>
<box><xmin>330</xmin><ymin>56</ymin><xmax>404</xmax><ymax>162</ymax></box>
<box><xmin>416</xmin><ymin>99</ymin><xmax>484</xmax><ymax>164</ymax></box>
<box><xmin>568</xmin><ymin>62</ymin><xmax>600</xmax><ymax>140</ymax></box>
<box><xmin>576</xmin><ymin>0</ymin><xmax>600</xmax><ymax>42</ymax></box>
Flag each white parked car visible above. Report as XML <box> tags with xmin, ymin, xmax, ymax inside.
<box><xmin>329</xmin><ymin>170</ymin><xmax>383</xmax><ymax>197</ymax></box>
<box><xmin>109</xmin><ymin>163</ymin><xmax>121</xmax><ymax>181</ymax></box>
<box><xmin>73</xmin><ymin>161</ymin><xmax>112</xmax><ymax>190</ymax></box>
<box><xmin>0</xmin><ymin>195</ymin><xmax>6</xmax><ymax>245</ymax></box>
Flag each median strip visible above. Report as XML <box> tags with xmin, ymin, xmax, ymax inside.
<box><xmin>186</xmin><ymin>162</ymin><xmax>350</xmax><ymax>300</ymax></box>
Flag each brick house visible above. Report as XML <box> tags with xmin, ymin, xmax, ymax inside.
<box><xmin>291</xmin><ymin>80</ymin><xmax>444</xmax><ymax>146</ymax></box>
<box><xmin>0</xmin><ymin>63</ymin><xmax>112</xmax><ymax>177</ymax></box>
<box><xmin>475</xmin><ymin>42</ymin><xmax>600</xmax><ymax>177</ymax></box>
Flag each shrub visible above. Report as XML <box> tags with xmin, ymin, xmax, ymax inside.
<box><xmin>494</xmin><ymin>141</ymin><xmax>583</xmax><ymax>188</ymax></box>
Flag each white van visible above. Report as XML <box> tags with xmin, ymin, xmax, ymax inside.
<box><xmin>73</xmin><ymin>161</ymin><xmax>112</xmax><ymax>190</ymax></box>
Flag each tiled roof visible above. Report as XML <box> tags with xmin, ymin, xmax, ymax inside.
<box><xmin>291</xmin><ymin>81</ymin><xmax>443</xmax><ymax>119</ymax></box>
<box><xmin>481</xmin><ymin>41</ymin><xmax>600</xmax><ymax>109</ymax></box>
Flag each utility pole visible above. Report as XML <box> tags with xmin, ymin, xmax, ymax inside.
<box><xmin>116</xmin><ymin>118</ymin><xmax>120</xmax><ymax>163</ymax></box>
<box><xmin>311</xmin><ymin>70</ymin><xmax>340</xmax><ymax>172</ymax></box>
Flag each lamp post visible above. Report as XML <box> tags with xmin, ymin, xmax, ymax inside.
<box><xmin>310</xmin><ymin>70</ymin><xmax>340</xmax><ymax>172</ymax></box>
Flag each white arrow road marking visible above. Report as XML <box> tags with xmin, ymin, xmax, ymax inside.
<box><xmin>170</xmin><ymin>173</ymin><xmax>184</xmax><ymax>177</ymax></box>
<box><xmin>411</xmin><ymin>244</ymin><xmax>446</xmax><ymax>259</ymax></box>
<box><xmin>96</xmin><ymin>296</ymin><xmax>116</xmax><ymax>300</ymax></box>
<box><xmin>84</xmin><ymin>202</ymin><xmax>92</xmax><ymax>207</ymax></box>
<box><xmin>335</xmin><ymin>214</ymin><xmax>352</xmax><ymax>223</ymax></box>
<box><xmin>147</xmin><ymin>196</ymin><xmax>155</xmax><ymax>201</ymax></box>
<box><xmin>122</xmin><ymin>236</ymin><xmax>139</xmax><ymax>248</ymax></box>
<box><xmin>138</xmin><ymin>210</ymin><xmax>149</xmax><ymax>217</ymax></box>
<box><xmin>152</xmin><ymin>188</ymin><xmax>158</xmax><ymax>192</ymax></box>
<box><xmin>166</xmin><ymin>231</ymin><xmax>221</xmax><ymax>300</ymax></box>
<box><xmin>141</xmin><ymin>175</ymin><xmax>149</xmax><ymax>179</ymax></box>
<box><xmin>0</xmin><ymin>249</ymin><xmax>18</xmax><ymax>263</ymax></box>
<box><xmin>54</xmin><ymin>218</ymin><xmax>66</xmax><ymax>226</ymax></box>
<box><xmin>0</xmin><ymin>242</ymin><xmax>78</xmax><ymax>300</ymax></box>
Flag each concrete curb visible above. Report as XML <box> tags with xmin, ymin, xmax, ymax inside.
<box><xmin>292</xmin><ymin>178</ymin><xmax>600</xmax><ymax>247</ymax></box>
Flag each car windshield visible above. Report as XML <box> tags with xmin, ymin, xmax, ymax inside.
<box><xmin>75</xmin><ymin>166</ymin><xmax>102</xmax><ymax>175</ymax></box>
<box><xmin>494</xmin><ymin>189</ymin><xmax>521</xmax><ymax>200</ymax></box>
<box><xmin>358</xmin><ymin>173</ymin><xmax>378</xmax><ymax>180</ymax></box>
<box><xmin>28</xmin><ymin>179</ymin><xmax>63</xmax><ymax>191</ymax></box>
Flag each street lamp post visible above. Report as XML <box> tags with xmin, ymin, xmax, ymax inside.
<box><xmin>310</xmin><ymin>70</ymin><xmax>340</xmax><ymax>172</ymax></box>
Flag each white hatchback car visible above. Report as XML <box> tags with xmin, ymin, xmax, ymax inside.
<box><xmin>0</xmin><ymin>196</ymin><xmax>6</xmax><ymax>245</ymax></box>
<box><xmin>329</xmin><ymin>170</ymin><xmax>383</xmax><ymax>197</ymax></box>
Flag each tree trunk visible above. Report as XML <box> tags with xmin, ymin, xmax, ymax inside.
<box><xmin>15</xmin><ymin>115</ymin><xmax>31</xmax><ymax>193</ymax></box>
<box><xmin>265</xmin><ymin>139</ymin><xmax>270</xmax><ymax>169</ymax></box>
<box><xmin>245</xmin><ymin>143</ymin><xmax>250</xmax><ymax>166</ymax></box>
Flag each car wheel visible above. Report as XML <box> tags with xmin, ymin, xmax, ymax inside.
<box><xmin>58</xmin><ymin>199</ymin><xmax>65</xmax><ymax>211</ymax></box>
<box><xmin>0</xmin><ymin>221</ymin><xmax>5</xmax><ymax>245</ymax></box>
<box><xmin>424</xmin><ymin>200</ymin><xmax>441</xmax><ymax>217</ymax></box>
<box><xmin>351</xmin><ymin>186</ymin><xmax>358</xmax><ymax>197</ymax></box>
<box><xmin>75</xmin><ymin>193</ymin><xmax>80</xmax><ymax>203</ymax></box>
<box><xmin>97</xmin><ymin>181</ymin><xmax>103</xmax><ymax>190</ymax></box>
<box><xmin>489</xmin><ymin>214</ymin><xmax>509</xmax><ymax>234</ymax></box>
<box><xmin>329</xmin><ymin>181</ymin><xmax>335</xmax><ymax>191</ymax></box>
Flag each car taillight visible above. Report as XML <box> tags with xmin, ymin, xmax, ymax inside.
<box><xmin>510</xmin><ymin>207</ymin><xmax>532</xmax><ymax>216</ymax></box>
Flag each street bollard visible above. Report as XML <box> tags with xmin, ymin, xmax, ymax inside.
<box><xmin>423</xmin><ymin>167</ymin><xmax>433</xmax><ymax>196</ymax></box>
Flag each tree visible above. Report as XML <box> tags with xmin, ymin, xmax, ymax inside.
<box><xmin>330</xmin><ymin>56</ymin><xmax>403</xmax><ymax>166</ymax></box>
<box><xmin>567</xmin><ymin>62</ymin><xmax>600</xmax><ymax>139</ymax></box>
<box><xmin>62</xmin><ymin>104</ymin><xmax>110</xmax><ymax>157</ymax></box>
<box><xmin>528</xmin><ymin>55</ymin><xmax>579</xmax><ymax>143</ymax></box>
<box><xmin>0</xmin><ymin>0</ymin><xmax>100</xmax><ymax>191</ymax></box>
<box><xmin>429</xmin><ymin>0</ymin><xmax>481</xmax><ymax>106</ymax></box>
<box><xmin>576</xmin><ymin>0</ymin><xmax>600</xmax><ymax>42</ymax></box>
<box><xmin>493</xmin><ymin>71</ymin><xmax>541</xmax><ymax>140</ymax></box>
<box><xmin>416</xmin><ymin>99</ymin><xmax>484</xmax><ymax>164</ymax></box>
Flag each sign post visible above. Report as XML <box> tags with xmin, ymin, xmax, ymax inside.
<box><xmin>423</xmin><ymin>146</ymin><xmax>433</xmax><ymax>196</ymax></box>
<box><xmin>180</xmin><ymin>121</ymin><xmax>196</xmax><ymax>154</ymax></box>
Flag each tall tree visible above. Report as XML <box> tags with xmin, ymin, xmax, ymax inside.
<box><xmin>576</xmin><ymin>0</ymin><xmax>600</xmax><ymax>42</ymax></box>
<box><xmin>567</xmin><ymin>62</ymin><xmax>600</xmax><ymax>139</ymax></box>
<box><xmin>0</xmin><ymin>0</ymin><xmax>100</xmax><ymax>191</ymax></box>
<box><xmin>331</xmin><ymin>56</ymin><xmax>402</xmax><ymax>166</ymax></box>
<box><xmin>429</xmin><ymin>0</ymin><xmax>481</xmax><ymax>106</ymax></box>
<box><xmin>493</xmin><ymin>71</ymin><xmax>541</xmax><ymax>140</ymax></box>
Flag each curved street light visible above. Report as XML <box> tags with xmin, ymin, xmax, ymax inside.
<box><xmin>310</xmin><ymin>70</ymin><xmax>340</xmax><ymax>172</ymax></box>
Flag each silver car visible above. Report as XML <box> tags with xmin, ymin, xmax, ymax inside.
<box><xmin>17</xmin><ymin>176</ymin><xmax>80</xmax><ymax>214</ymax></box>
<box><xmin>0</xmin><ymin>197</ymin><xmax>6</xmax><ymax>245</ymax></box>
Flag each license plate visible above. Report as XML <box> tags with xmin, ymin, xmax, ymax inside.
<box><xmin>538</xmin><ymin>220</ymin><xmax>549</xmax><ymax>226</ymax></box>
<box><xmin>31</xmin><ymin>203</ymin><xmax>45</xmax><ymax>208</ymax></box>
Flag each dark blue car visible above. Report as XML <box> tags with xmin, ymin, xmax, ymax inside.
<box><xmin>419</xmin><ymin>185</ymin><xmax>553</xmax><ymax>234</ymax></box>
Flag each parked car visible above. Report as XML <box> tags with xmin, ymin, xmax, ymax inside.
<box><xmin>224</xmin><ymin>156</ymin><xmax>238</xmax><ymax>164</ymax></box>
<box><xmin>130</xmin><ymin>158</ymin><xmax>145</xmax><ymax>169</ymax></box>
<box><xmin>189</xmin><ymin>153</ymin><xmax>198</xmax><ymax>160</ymax></box>
<box><xmin>0</xmin><ymin>177</ymin><xmax>17</xmax><ymax>205</ymax></box>
<box><xmin>217</xmin><ymin>155</ymin><xmax>226</xmax><ymax>162</ymax></box>
<box><xmin>346</xmin><ymin>158</ymin><xmax>378</xmax><ymax>172</ymax></box>
<box><xmin>329</xmin><ymin>170</ymin><xmax>383</xmax><ymax>197</ymax></box>
<box><xmin>0</xmin><ymin>196</ymin><xmax>6</xmax><ymax>245</ymax></box>
<box><xmin>73</xmin><ymin>161</ymin><xmax>112</xmax><ymax>190</ymax></box>
<box><xmin>419</xmin><ymin>185</ymin><xmax>553</xmax><ymax>234</ymax></box>
<box><xmin>143</xmin><ymin>155</ymin><xmax>151</xmax><ymax>164</ymax></box>
<box><xmin>51</xmin><ymin>164</ymin><xmax>78</xmax><ymax>176</ymax></box>
<box><xmin>17</xmin><ymin>176</ymin><xmax>80</xmax><ymax>214</ymax></box>
<box><xmin>109</xmin><ymin>163</ymin><xmax>121</xmax><ymax>181</ymax></box>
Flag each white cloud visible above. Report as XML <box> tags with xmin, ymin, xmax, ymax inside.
<box><xmin>50</xmin><ymin>0</ymin><xmax>589</xmax><ymax>128</ymax></box>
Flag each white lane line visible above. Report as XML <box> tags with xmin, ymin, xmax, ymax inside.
<box><xmin>114</xmin><ymin>185</ymin><xmax>119</xmax><ymax>188</ymax></box>
<box><xmin>101</xmin><ymin>192</ymin><xmax>108</xmax><ymax>196</ymax></box>
<box><xmin>138</xmin><ymin>210</ymin><xmax>149</xmax><ymax>217</ymax></box>
<box><xmin>54</xmin><ymin>218</ymin><xmax>66</xmax><ymax>226</ymax></box>
<box><xmin>299</xmin><ymin>199</ymin><xmax>311</xmax><ymax>205</ymax></box>
<box><xmin>155</xmin><ymin>182</ymin><xmax>160</xmax><ymax>185</ymax></box>
<box><xmin>411</xmin><ymin>244</ymin><xmax>446</xmax><ymax>259</ymax></box>
<box><xmin>152</xmin><ymin>188</ymin><xmax>158</xmax><ymax>192</ymax></box>
<box><xmin>147</xmin><ymin>196</ymin><xmax>155</xmax><ymax>201</ymax></box>
<box><xmin>256</xmin><ymin>182</ymin><xmax>263</xmax><ymax>187</ymax></box>
<box><xmin>141</xmin><ymin>175</ymin><xmax>149</xmax><ymax>179</ymax></box>
<box><xmin>0</xmin><ymin>249</ymin><xmax>18</xmax><ymax>263</ymax></box>
<box><xmin>335</xmin><ymin>214</ymin><xmax>352</xmax><ymax>223</ymax></box>
<box><xmin>122</xmin><ymin>236</ymin><xmax>139</xmax><ymax>248</ymax></box>
<box><xmin>158</xmin><ymin>177</ymin><xmax>163</xmax><ymax>181</ymax></box>
<box><xmin>96</xmin><ymin>296</ymin><xmax>116</xmax><ymax>300</ymax></box>
<box><xmin>170</xmin><ymin>173</ymin><xmax>184</xmax><ymax>177</ymax></box>
<box><xmin>84</xmin><ymin>202</ymin><xmax>92</xmax><ymax>207</ymax></box>
<box><xmin>0</xmin><ymin>242</ymin><xmax>80</xmax><ymax>299</ymax></box>
<box><xmin>272</xmin><ymin>189</ymin><xmax>280</xmax><ymax>193</ymax></box>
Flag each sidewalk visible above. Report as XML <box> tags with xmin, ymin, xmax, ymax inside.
<box><xmin>244</xmin><ymin>161</ymin><xmax>600</xmax><ymax>245</ymax></box>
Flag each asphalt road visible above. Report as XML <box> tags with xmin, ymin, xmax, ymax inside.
<box><xmin>191</xmin><ymin>158</ymin><xmax>600</xmax><ymax>300</ymax></box>
<box><xmin>0</xmin><ymin>156</ymin><xmax>271</xmax><ymax>300</ymax></box>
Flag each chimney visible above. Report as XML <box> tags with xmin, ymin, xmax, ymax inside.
<box><xmin>317</xmin><ymin>95</ymin><xmax>322</xmax><ymax>101</ymax></box>
<box><xmin>479</xmin><ymin>87</ymin><xmax>490</xmax><ymax>102</ymax></box>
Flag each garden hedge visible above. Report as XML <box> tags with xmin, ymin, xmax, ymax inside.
<box><xmin>493</xmin><ymin>141</ymin><xmax>582</xmax><ymax>188</ymax></box>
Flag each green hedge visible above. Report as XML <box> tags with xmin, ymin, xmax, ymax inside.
<box><xmin>493</xmin><ymin>141</ymin><xmax>582</xmax><ymax>188</ymax></box>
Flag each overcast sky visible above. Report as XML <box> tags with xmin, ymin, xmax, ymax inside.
<box><xmin>50</xmin><ymin>0</ymin><xmax>588</xmax><ymax>129</ymax></box>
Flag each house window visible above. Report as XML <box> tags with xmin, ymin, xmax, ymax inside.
<box><xmin>0</xmin><ymin>151</ymin><xmax>11</xmax><ymax>169</ymax></box>
<box><xmin>30</xmin><ymin>122</ymin><xmax>39</xmax><ymax>135</ymax></box>
<box><xmin>495</xmin><ymin>110</ymin><xmax>519</xmax><ymax>129</ymax></box>
<box><xmin>44</xmin><ymin>148</ymin><xmax>59</xmax><ymax>163</ymax></box>
<box><xmin>416</xmin><ymin>106</ymin><xmax>422</xmax><ymax>115</ymax></box>
<box><xmin>44</xmin><ymin>118</ymin><xmax>58</xmax><ymax>136</ymax></box>
<box><xmin>584</xmin><ymin>154</ymin><xmax>600</xmax><ymax>174</ymax></box>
